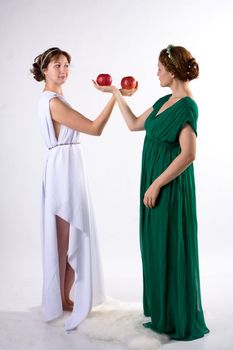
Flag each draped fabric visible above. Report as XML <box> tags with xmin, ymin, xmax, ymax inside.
<box><xmin>38</xmin><ymin>91</ymin><xmax>105</xmax><ymax>332</ymax></box>
<box><xmin>140</xmin><ymin>94</ymin><xmax>209</xmax><ymax>340</ymax></box>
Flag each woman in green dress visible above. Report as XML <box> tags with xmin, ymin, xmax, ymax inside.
<box><xmin>94</xmin><ymin>45</ymin><xmax>209</xmax><ymax>341</ymax></box>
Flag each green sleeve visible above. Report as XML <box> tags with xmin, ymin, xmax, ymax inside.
<box><xmin>179</xmin><ymin>99</ymin><xmax>198</xmax><ymax>137</ymax></box>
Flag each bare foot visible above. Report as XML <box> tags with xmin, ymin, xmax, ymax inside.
<box><xmin>65</xmin><ymin>298</ymin><xmax>74</xmax><ymax>306</ymax></box>
<box><xmin>62</xmin><ymin>301</ymin><xmax>73</xmax><ymax>312</ymax></box>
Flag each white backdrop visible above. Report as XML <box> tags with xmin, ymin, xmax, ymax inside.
<box><xmin>0</xmin><ymin>0</ymin><xmax>233</xmax><ymax>310</ymax></box>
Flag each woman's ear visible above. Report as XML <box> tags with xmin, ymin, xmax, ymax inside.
<box><xmin>43</xmin><ymin>68</ymin><xmax>48</xmax><ymax>78</ymax></box>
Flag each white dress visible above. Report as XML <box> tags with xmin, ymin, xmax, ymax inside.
<box><xmin>38</xmin><ymin>91</ymin><xmax>105</xmax><ymax>331</ymax></box>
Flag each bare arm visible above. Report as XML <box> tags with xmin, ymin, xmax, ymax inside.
<box><xmin>144</xmin><ymin>124</ymin><xmax>196</xmax><ymax>208</ymax></box>
<box><xmin>112</xmin><ymin>88</ymin><xmax>153</xmax><ymax>131</ymax></box>
<box><xmin>49</xmin><ymin>95</ymin><xmax>115</xmax><ymax>136</ymax></box>
<box><xmin>93</xmin><ymin>82</ymin><xmax>152</xmax><ymax>131</ymax></box>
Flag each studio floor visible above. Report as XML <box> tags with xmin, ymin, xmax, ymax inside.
<box><xmin>0</xmin><ymin>272</ymin><xmax>233</xmax><ymax>350</ymax></box>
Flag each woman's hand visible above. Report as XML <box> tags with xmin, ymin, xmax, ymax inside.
<box><xmin>120</xmin><ymin>81</ymin><xmax>138</xmax><ymax>96</ymax></box>
<box><xmin>143</xmin><ymin>181</ymin><xmax>161</xmax><ymax>208</ymax></box>
<box><xmin>92</xmin><ymin>80</ymin><xmax>117</xmax><ymax>93</ymax></box>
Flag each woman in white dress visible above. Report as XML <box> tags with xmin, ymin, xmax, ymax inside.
<box><xmin>31</xmin><ymin>47</ymin><xmax>115</xmax><ymax>331</ymax></box>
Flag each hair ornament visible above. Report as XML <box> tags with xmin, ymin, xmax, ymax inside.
<box><xmin>40</xmin><ymin>48</ymin><xmax>59</xmax><ymax>72</ymax></box>
<box><xmin>166</xmin><ymin>44</ymin><xmax>176</xmax><ymax>66</ymax></box>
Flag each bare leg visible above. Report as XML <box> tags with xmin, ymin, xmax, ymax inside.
<box><xmin>56</xmin><ymin>215</ymin><xmax>75</xmax><ymax>311</ymax></box>
<box><xmin>64</xmin><ymin>262</ymin><xmax>75</xmax><ymax>305</ymax></box>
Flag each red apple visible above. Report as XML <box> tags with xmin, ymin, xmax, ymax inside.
<box><xmin>96</xmin><ymin>73</ymin><xmax>112</xmax><ymax>86</ymax></box>
<box><xmin>121</xmin><ymin>76</ymin><xmax>137</xmax><ymax>90</ymax></box>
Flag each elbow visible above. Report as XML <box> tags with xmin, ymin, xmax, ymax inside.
<box><xmin>191</xmin><ymin>154</ymin><xmax>196</xmax><ymax>162</ymax></box>
<box><xmin>189</xmin><ymin>150</ymin><xmax>196</xmax><ymax>162</ymax></box>
<box><xmin>128</xmin><ymin>124</ymin><xmax>136</xmax><ymax>132</ymax></box>
<box><xmin>186</xmin><ymin>152</ymin><xmax>196</xmax><ymax>164</ymax></box>
<box><xmin>92</xmin><ymin>130</ymin><xmax>102</xmax><ymax>136</ymax></box>
<box><xmin>181</xmin><ymin>151</ymin><xmax>196</xmax><ymax>165</ymax></box>
<box><xmin>128</xmin><ymin>120</ymin><xmax>141</xmax><ymax>131</ymax></box>
<box><xmin>95</xmin><ymin>126</ymin><xmax>103</xmax><ymax>136</ymax></box>
<box><xmin>91</xmin><ymin>124</ymin><xmax>102</xmax><ymax>136</ymax></box>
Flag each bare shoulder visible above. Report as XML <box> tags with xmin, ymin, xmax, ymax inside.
<box><xmin>49</xmin><ymin>96</ymin><xmax>68</xmax><ymax>109</ymax></box>
<box><xmin>48</xmin><ymin>95</ymin><xmax>74</xmax><ymax>124</ymax></box>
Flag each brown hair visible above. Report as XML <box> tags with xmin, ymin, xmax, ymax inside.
<box><xmin>30</xmin><ymin>47</ymin><xmax>71</xmax><ymax>82</ymax></box>
<box><xmin>159</xmin><ymin>45</ymin><xmax>199</xmax><ymax>81</ymax></box>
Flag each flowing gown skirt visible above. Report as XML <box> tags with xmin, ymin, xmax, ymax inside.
<box><xmin>140</xmin><ymin>95</ymin><xmax>209</xmax><ymax>340</ymax></box>
<box><xmin>41</xmin><ymin>145</ymin><xmax>105</xmax><ymax>332</ymax></box>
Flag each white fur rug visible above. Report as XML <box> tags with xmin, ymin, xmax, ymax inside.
<box><xmin>77</xmin><ymin>298</ymin><xmax>168</xmax><ymax>350</ymax></box>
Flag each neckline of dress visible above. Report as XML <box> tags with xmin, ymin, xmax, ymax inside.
<box><xmin>155</xmin><ymin>95</ymin><xmax>191</xmax><ymax>118</ymax></box>
<box><xmin>43</xmin><ymin>90</ymin><xmax>64</xmax><ymax>97</ymax></box>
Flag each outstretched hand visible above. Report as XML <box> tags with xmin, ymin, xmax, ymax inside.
<box><xmin>92</xmin><ymin>80</ymin><xmax>116</xmax><ymax>93</ymax></box>
<box><xmin>92</xmin><ymin>80</ymin><xmax>138</xmax><ymax>96</ymax></box>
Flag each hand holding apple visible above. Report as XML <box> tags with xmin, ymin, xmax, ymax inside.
<box><xmin>120</xmin><ymin>76</ymin><xmax>138</xmax><ymax>96</ymax></box>
<box><xmin>92</xmin><ymin>79</ymin><xmax>116</xmax><ymax>93</ymax></box>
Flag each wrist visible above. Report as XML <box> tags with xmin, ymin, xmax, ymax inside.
<box><xmin>111</xmin><ymin>86</ymin><xmax>119</xmax><ymax>94</ymax></box>
<box><xmin>153</xmin><ymin>178</ymin><xmax>163</xmax><ymax>189</ymax></box>
<box><xmin>110</xmin><ymin>94</ymin><xmax>116</xmax><ymax>102</ymax></box>
<box><xmin>113</xmin><ymin>87</ymin><xmax>124</xmax><ymax>98</ymax></box>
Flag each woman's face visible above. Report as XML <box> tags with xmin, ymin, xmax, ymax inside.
<box><xmin>157</xmin><ymin>61</ymin><xmax>174</xmax><ymax>87</ymax></box>
<box><xmin>43</xmin><ymin>54</ymin><xmax>69</xmax><ymax>85</ymax></box>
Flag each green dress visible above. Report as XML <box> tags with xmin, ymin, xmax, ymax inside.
<box><xmin>140</xmin><ymin>94</ymin><xmax>209</xmax><ymax>341</ymax></box>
